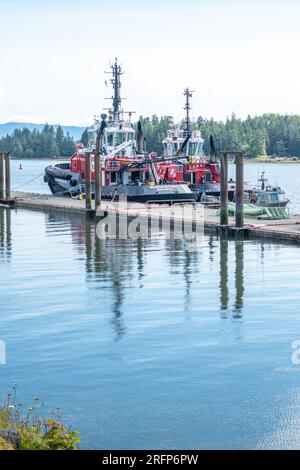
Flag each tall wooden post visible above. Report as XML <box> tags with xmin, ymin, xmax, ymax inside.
<box><xmin>94</xmin><ymin>132</ymin><xmax>102</xmax><ymax>211</ymax></box>
<box><xmin>85</xmin><ymin>152</ymin><xmax>92</xmax><ymax>210</ymax></box>
<box><xmin>235</xmin><ymin>152</ymin><xmax>244</xmax><ymax>229</ymax></box>
<box><xmin>0</xmin><ymin>153</ymin><xmax>4</xmax><ymax>199</ymax></box>
<box><xmin>4</xmin><ymin>153</ymin><xmax>11</xmax><ymax>199</ymax></box>
<box><xmin>220</xmin><ymin>152</ymin><xmax>228</xmax><ymax>226</ymax></box>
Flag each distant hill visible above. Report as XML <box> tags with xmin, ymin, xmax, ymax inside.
<box><xmin>0</xmin><ymin>122</ymin><xmax>86</xmax><ymax>140</ymax></box>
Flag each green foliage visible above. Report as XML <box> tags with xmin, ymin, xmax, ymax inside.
<box><xmin>20</xmin><ymin>422</ymin><xmax>80</xmax><ymax>450</ymax></box>
<box><xmin>198</xmin><ymin>113</ymin><xmax>300</xmax><ymax>159</ymax></box>
<box><xmin>138</xmin><ymin>115</ymin><xmax>173</xmax><ymax>155</ymax></box>
<box><xmin>80</xmin><ymin>128</ymin><xmax>89</xmax><ymax>147</ymax></box>
<box><xmin>0</xmin><ymin>124</ymin><xmax>76</xmax><ymax>158</ymax></box>
<box><xmin>0</xmin><ymin>385</ymin><xmax>80</xmax><ymax>450</ymax></box>
<box><xmin>2</xmin><ymin>113</ymin><xmax>300</xmax><ymax>159</ymax></box>
<box><xmin>140</xmin><ymin>113</ymin><xmax>300</xmax><ymax>158</ymax></box>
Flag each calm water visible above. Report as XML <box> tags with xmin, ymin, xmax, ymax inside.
<box><xmin>11</xmin><ymin>159</ymin><xmax>300</xmax><ymax>213</ymax></box>
<box><xmin>1</xmin><ymin>207</ymin><xmax>300</xmax><ymax>449</ymax></box>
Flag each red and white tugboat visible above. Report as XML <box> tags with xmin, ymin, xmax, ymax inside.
<box><xmin>44</xmin><ymin>60</ymin><xmax>197</xmax><ymax>204</ymax></box>
<box><xmin>159</xmin><ymin>89</ymin><xmax>222</xmax><ymax>201</ymax></box>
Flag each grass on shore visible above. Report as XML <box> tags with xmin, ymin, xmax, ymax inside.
<box><xmin>0</xmin><ymin>436</ymin><xmax>14</xmax><ymax>450</ymax></box>
<box><xmin>0</xmin><ymin>385</ymin><xmax>80</xmax><ymax>450</ymax></box>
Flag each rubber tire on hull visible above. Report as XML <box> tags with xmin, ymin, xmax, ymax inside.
<box><xmin>45</xmin><ymin>165</ymin><xmax>72</xmax><ymax>181</ymax></box>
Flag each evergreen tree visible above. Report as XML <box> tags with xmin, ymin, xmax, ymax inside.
<box><xmin>80</xmin><ymin>129</ymin><xmax>89</xmax><ymax>147</ymax></box>
<box><xmin>55</xmin><ymin>125</ymin><xmax>65</xmax><ymax>155</ymax></box>
<box><xmin>1</xmin><ymin>114</ymin><xmax>300</xmax><ymax>158</ymax></box>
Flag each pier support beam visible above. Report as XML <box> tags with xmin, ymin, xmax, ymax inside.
<box><xmin>85</xmin><ymin>152</ymin><xmax>92</xmax><ymax>210</ymax></box>
<box><xmin>94</xmin><ymin>132</ymin><xmax>102</xmax><ymax>212</ymax></box>
<box><xmin>4</xmin><ymin>153</ymin><xmax>11</xmax><ymax>200</ymax></box>
<box><xmin>220</xmin><ymin>152</ymin><xmax>228</xmax><ymax>227</ymax></box>
<box><xmin>0</xmin><ymin>153</ymin><xmax>4</xmax><ymax>199</ymax></box>
<box><xmin>235</xmin><ymin>152</ymin><xmax>244</xmax><ymax>229</ymax></box>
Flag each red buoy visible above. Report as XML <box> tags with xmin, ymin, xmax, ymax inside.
<box><xmin>19</xmin><ymin>164</ymin><xmax>23</xmax><ymax>170</ymax></box>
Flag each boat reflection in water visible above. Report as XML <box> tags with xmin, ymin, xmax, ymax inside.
<box><xmin>43</xmin><ymin>210</ymin><xmax>247</xmax><ymax>332</ymax></box>
<box><xmin>3</xmin><ymin>207</ymin><xmax>300</xmax><ymax>449</ymax></box>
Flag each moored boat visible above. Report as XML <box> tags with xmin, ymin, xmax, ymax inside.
<box><xmin>44</xmin><ymin>59</ymin><xmax>197</xmax><ymax>205</ymax></box>
<box><xmin>160</xmin><ymin>89</ymin><xmax>223</xmax><ymax>200</ymax></box>
<box><xmin>243</xmin><ymin>171</ymin><xmax>289</xmax><ymax>208</ymax></box>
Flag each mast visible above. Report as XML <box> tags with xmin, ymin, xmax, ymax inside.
<box><xmin>183</xmin><ymin>88</ymin><xmax>194</xmax><ymax>136</ymax></box>
<box><xmin>105</xmin><ymin>58</ymin><xmax>123</xmax><ymax>125</ymax></box>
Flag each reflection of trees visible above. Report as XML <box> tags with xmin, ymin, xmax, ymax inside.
<box><xmin>0</xmin><ymin>208</ymin><xmax>12</xmax><ymax>263</ymax></box>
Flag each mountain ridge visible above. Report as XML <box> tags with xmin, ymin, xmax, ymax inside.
<box><xmin>0</xmin><ymin>122</ymin><xmax>86</xmax><ymax>140</ymax></box>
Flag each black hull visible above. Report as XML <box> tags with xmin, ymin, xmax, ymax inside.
<box><xmin>44</xmin><ymin>165</ymin><xmax>197</xmax><ymax>204</ymax></box>
<box><xmin>190</xmin><ymin>183</ymin><xmax>235</xmax><ymax>201</ymax></box>
<box><xmin>47</xmin><ymin>180</ymin><xmax>197</xmax><ymax>203</ymax></box>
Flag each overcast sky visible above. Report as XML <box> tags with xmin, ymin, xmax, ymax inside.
<box><xmin>0</xmin><ymin>0</ymin><xmax>299</xmax><ymax>125</ymax></box>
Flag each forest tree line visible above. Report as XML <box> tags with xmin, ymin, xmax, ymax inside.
<box><xmin>139</xmin><ymin>113</ymin><xmax>300</xmax><ymax>158</ymax></box>
<box><xmin>1</xmin><ymin>113</ymin><xmax>300</xmax><ymax>158</ymax></box>
<box><xmin>0</xmin><ymin>124</ymin><xmax>76</xmax><ymax>158</ymax></box>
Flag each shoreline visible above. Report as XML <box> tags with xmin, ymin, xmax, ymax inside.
<box><xmin>245</xmin><ymin>159</ymin><xmax>300</xmax><ymax>164</ymax></box>
<box><xmin>10</xmin><ymin>156</ymin><xmax>300</xmax><ymax>164</ymax></box>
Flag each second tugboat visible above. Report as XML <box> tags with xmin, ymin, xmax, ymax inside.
<box><xmin>44</xmin><ymin>59</ymin><xmax>197</xmax><ymax>204</ymax></box>
<box><xmin>160</xmin><ymin>89</ymin><xmax>222</xmax><ymax>201</ymax></box>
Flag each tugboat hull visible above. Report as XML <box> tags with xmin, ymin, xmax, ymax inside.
<box><xmin>190</xmin><ymin>182</ymin><xmax>235</xmax><ymax>201</ymax></box>
<box><xmin>44</xmin><ymin>164</ymin><xmax>197</xmax><ymax>204</ymax></box>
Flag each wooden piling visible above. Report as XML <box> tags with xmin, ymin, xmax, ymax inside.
<box><xmin>85</xmin><ymin>152</ymin><xmax>92</xmax><ymax>210</ymax></box>
<box><xmin>0</xmin><ymin>153</ymin><xmax>4</xmax><ymax>199</ymax></box>
<box><xmin>4</xmin><ymin>153</ymin><xmax>11</xmax><ymax>200</ymax></box>
<box><xmin>94</xmin><ymin>135</ymin><xmax>102</xmax><ymax>211</ymax></box>
<box><xmin>235</xmin><ymin>152</ymin><xmax>244</xmax><ymax>229</ymax></box>
<box><xmin>220</xmin><ymin>152</ymin><xmax>228</xmax><ymax>226</ymax></box>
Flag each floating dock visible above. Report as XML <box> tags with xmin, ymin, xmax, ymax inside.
<box><xmin>2</xmin><ymin>191</ymin><xmax>300</xmax><ymax>243</ymax></box>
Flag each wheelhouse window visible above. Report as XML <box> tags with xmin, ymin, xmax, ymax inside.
<box><xmin>110</xmin><ymin>172</ymin><xmax>117</xmax><ymax>183</ymax></box>
<box><xmin>167</xmin><ymin>144</ymin><xmax>174</xmax><ymax>155</ymax></box>
<box><xmin>114</xmin><ymin>132</ymin><xmax>127</xmax><ymax>146</ymax></box>
<box><xmin>107</xmin><ymin>132</ymin><xmax>114</xmax><ymax>146</ymax></box>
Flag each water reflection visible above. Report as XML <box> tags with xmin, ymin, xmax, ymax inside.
<box><xmin>219</xmin><ymin>235</ymin><xmax>229</xmax><ymax>313</ymax></box>
<box><xmin>234</xmin><ymin>239</ymin><xmax>244</xmax><ymax>316</ymax></box>
<box><xmin>73</xmin><ymin>215</ymin><xmax>247</xmax><ymax>327</ymax></box>
<box><xmin>219</xmin><ymin>233</ymin><xmax>245</xmax><ymax>318</ymax></box>
<box><xmin>43</xmin><ymin>210</ymin><xmax>249</xmax><ymax>335</ymax></box>
<box><xmin>136</xmin><ymin>237</ymin><xmax>146</xmax><ymax>288</ymax></box>
<box><xmin>0</xmin><ymin>208</ymin><xmax>12</xmax><ymax>262</ymax></box>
